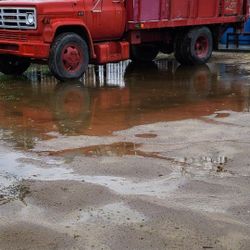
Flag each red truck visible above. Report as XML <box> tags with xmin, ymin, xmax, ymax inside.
<box><xmin>0</xmin><ymin>0</ymin><xmax>248</xmax><ymax>81</ymax></box>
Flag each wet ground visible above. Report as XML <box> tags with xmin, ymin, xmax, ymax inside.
<box><xmin>0</xmin><ymin>52</ymin><xmax>250</xmax><ymax>249</ymax></box>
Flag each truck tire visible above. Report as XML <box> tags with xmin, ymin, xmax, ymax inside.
<box><xmin>49</xmin><ymin>32</ymin><xmax>89</xmax><ymax>81</ymax></box>
<box><xmin>175</xmin><ymin>27</ymin><xmax>213</xmax><ymax>65</ymax></box>
<box><xmin>131</xmin><ymin>44</ymin><xmax>159</xmax><ymax>62</ymax></box>
<box><xmin>0</xmin><ymin>55</ymin><xmax>30</xmax><ymax>75</ymax></box>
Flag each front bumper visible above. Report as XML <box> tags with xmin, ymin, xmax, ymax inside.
<box><xmin>0</xmin><ymin>32</ymin><xmax>50</xmax><ymax>59</ymax></box>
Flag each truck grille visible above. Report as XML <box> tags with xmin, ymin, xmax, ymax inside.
<box><xmin>0</xmin><ymin>7</ymin><xmax>36</xmax><ymax>30</ymax></box>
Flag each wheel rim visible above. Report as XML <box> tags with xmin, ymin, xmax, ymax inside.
<box><xmin>195</xmin><ymin>36</ymin><xmax>209</xmax><ymax>59</ymax></box>
<box><xmin>62</xmin><ymin>44</ymin><xmax>83</xmax><ymax>73</ymax></box>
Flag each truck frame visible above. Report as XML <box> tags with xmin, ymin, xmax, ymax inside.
<box><xmin>0</xmin><ymin>0</ymin><xmax>248</xmax><ymax>81</ymax></box>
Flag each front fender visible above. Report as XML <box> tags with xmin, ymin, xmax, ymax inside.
<box><xmin>43</xmin><ymin>18</ymin><xmax>96</xmax><ymax>58</ymax></box>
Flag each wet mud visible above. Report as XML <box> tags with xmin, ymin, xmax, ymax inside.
<box><xmin>0</xmin><ymin>53</ymin><xmax>250</xmax><ymax>249</ymax></box>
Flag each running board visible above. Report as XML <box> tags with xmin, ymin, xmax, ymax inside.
<box><xmin>93</xmin><ymin>41</ymin><xmax>130</xmax><ymax>64</ymax></box>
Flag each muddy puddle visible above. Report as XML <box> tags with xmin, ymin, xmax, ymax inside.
<box><xmin>0</xmin><ymin>59</ymin><xmax>249</xmax><ymax>150</ymax></box>
<box><xmin>0</xmin><ymin>57</ymin><xmax>249</xmax><ymax>202</ymax></box>
<box><xmin>0</xmin><ymin>141</ymin><xmax>187</xmax><ymax>203</ymax></box>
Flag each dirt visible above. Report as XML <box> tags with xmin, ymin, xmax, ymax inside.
<box><xmin>0</xmin><ymin>52</ymin><xmax>250</xmax><ymax>249</ymax></box>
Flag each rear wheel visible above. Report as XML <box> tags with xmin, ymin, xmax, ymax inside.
<box><xmin>174</xmin><ymin>27</ymin><xmax>213</xmax><ymax>65</ymax></box>
<box><xmin>131</xmin><ymin>44</ymin><xmax>159</xmax><ymax>62</ymax></box>
<box><xmin>0</xmin><ymin>55</ymin><xmax>30</xmax><ymax>75</ymax></box>
<box><xmin>49</xmin><ymin>32</ymin><xmax>89</xmax><ymax>81</ymax></box>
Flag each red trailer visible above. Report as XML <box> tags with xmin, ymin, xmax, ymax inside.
<box><xmin>0</xmin><ymin>0</ymin><xmax>248</xmax><ymax>80</ymax></box>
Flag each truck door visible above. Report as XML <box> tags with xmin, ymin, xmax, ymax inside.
<box><xmin>86</xmin><ymin>0</ymin><xmax>126</xmax><ymax>41</ymax></box>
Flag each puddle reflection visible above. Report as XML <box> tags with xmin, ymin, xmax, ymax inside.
<box><xmin>0</xmin><ymin>59</ymin><xmax>249</xmax><ymax>148</ymax></box>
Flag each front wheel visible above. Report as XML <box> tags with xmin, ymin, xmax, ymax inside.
<box><xmin>0</xmin><ymin>55</ymin><xmax>30</xmax><ymax>75</ymax></box>
<box><xmin>49</xmin><ymin>32</ymin><xmax>89</xmax><ymax>81</ymax></box>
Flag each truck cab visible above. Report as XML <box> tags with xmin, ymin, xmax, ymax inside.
<box><xmin>0</xmin><ymin>0</ymin><xmax>128</xmax><ymax>80</ymax></box>
<box><xmin>84</xmin><ymin>0</ymin><xmax>126</xmax><ymax>40</ymax></box>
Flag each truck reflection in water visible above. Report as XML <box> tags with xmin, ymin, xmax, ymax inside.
<box><xmin>0</xmin><ymin>59</ymin><xmax>249</xmax><ymax>149</ymax></box>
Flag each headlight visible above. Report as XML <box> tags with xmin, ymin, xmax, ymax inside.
<box><xmin>26</xmin><ymin>13</ymin><xmax>35</xmax><ymax>25</ymax></box>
